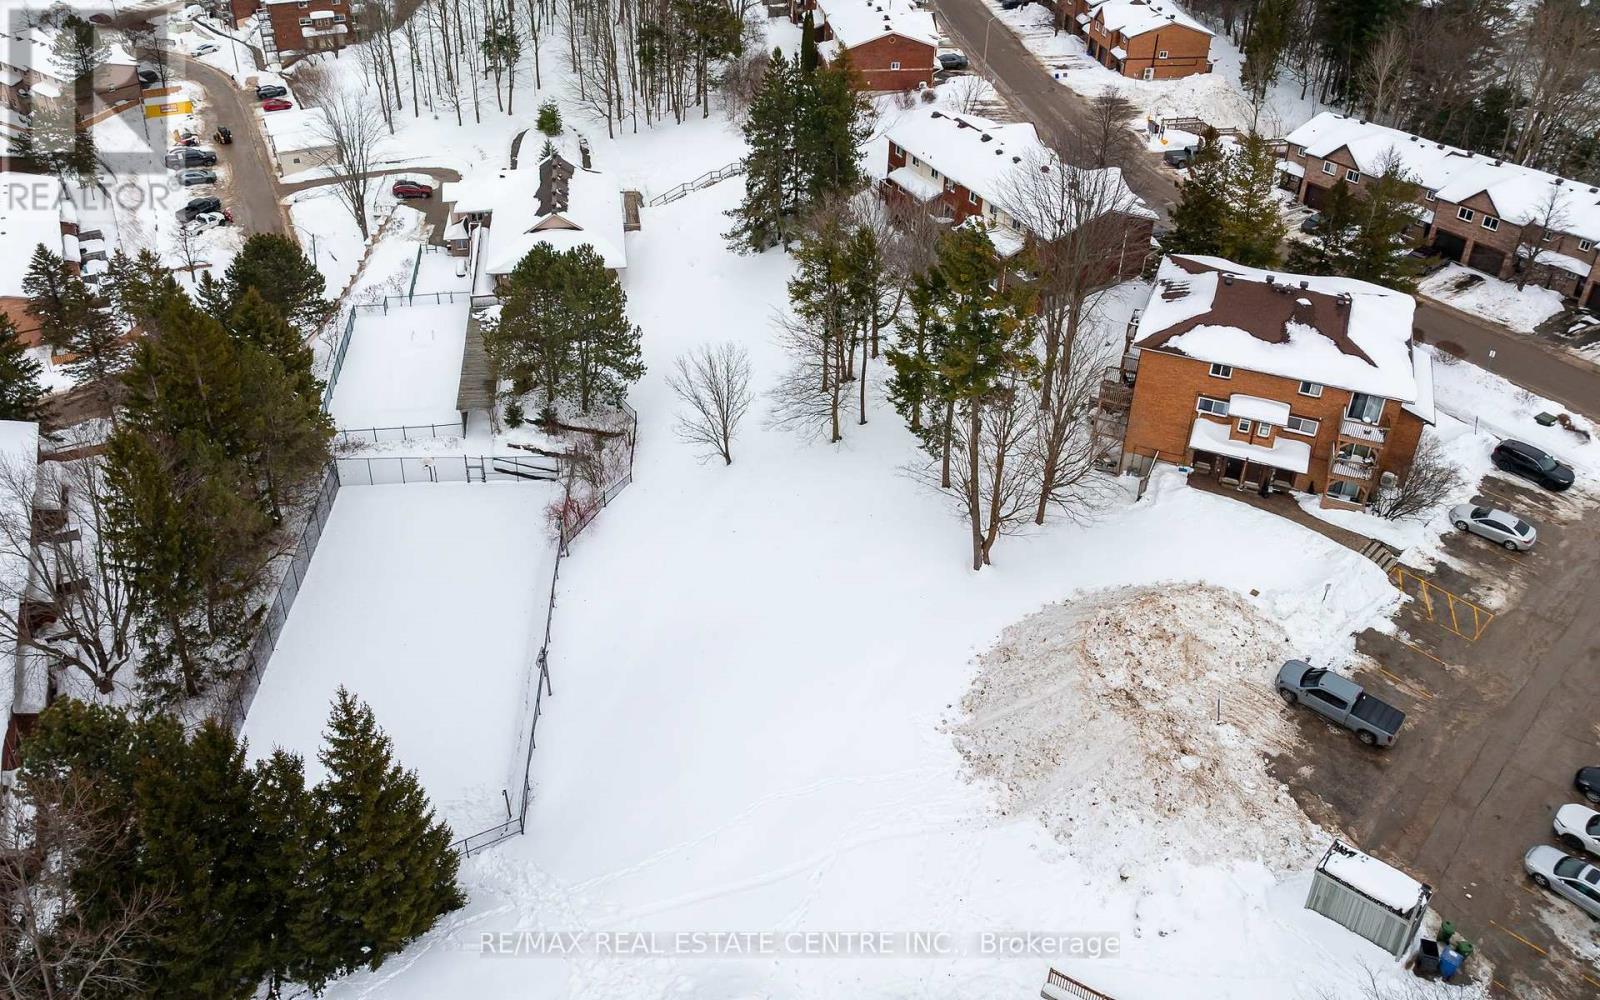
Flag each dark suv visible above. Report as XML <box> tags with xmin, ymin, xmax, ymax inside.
<box><xmin>176</xmin><ymin>196</ymin><xmax>223</xmax><ymax>223</ymax></box>
<box><xmin>166</xmin><ymin>147</ymin><xmax>217</xmax><ymax>168</ymax></box>
<box><xmin>1491</xmin><ymin>439</ymin><xmax>1574</xmax><ymax>491</ymax></box>
<box><xmin>255</xmin><ymin>84</ymin><xmax>288</xmax><ymax>100</ymax></box>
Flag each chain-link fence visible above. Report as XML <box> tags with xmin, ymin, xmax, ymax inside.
<box><xmin>332</xmin><ymin>454</ymin><xmax>560</xmax><ymax>486</ymax></box>
<box><xmin>333</xmin><ymin>422</ymin><xmax>465</xmax><ymax>447</ymax></box>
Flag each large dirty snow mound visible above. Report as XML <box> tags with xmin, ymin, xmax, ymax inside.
<box><xmin>952</xmin><ymin>583</ymin><xmax>1323</xmax><ymax>872</ymax></box>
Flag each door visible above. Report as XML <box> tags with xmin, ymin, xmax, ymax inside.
<box><xmin>1220</xmin><ymin>457</ymin><xmax>1244</xmax><ymax>483</ymax></box>
<box><xmin>1468</xmin><ymin>242</ymin><xmax>1506</xmax><ymax>276</ymax></box>
<box><xmin>1304</xmin><ymin>688</ymin><xmax>1350</xmax><ymax>723</ymax></box>
<box><xmin>1431</xmin><ymin>229</ymin><xmax>1467</xmax><ymax>263</ymax></box>
<box><xmin>1304</xmin><ymin>182</ymin><xmax>1328</xmax><ymax>210</ymax></box>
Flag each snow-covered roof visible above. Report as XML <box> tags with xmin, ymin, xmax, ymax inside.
<box><xmin>817</xmin><ymin>0</ymin><xmax>938</xmax><ymax>50</ymax></box>
<box><xmin>1085</xmin><ymin>0</ymin><xmax>1212</xmax><ymax>39</ymax></box>
<box><xmin>1404</xmin><ymin>345</ymin><xmax>1435</xmax><ymax>425</ymax></box>
<box><xmin>886</xmin><ymin>165</ymin><xmax>941</xmax><ymax>202</ymax></box>
<box><xmin>1135</xmin><ymin>255</ymin><xmax>1422</xmax><ymax>403</ymax></box>
<box><xmin>1278</xmin><ymin>160</ymin><xmax>1304</xmax><ymax>178</ymax></box>
<box><xmin>0</xmin><ymin>172</ymin><xmax>68</xmax><ymax>297</ymax></box>
<box><xmin>446</xmin><ymin>152</ymin><xmax>628</xmax><ymax>279</ymax></box>
<box><xmin>1318</xmin><ymin>840</ymin><xmax>1428</xmax><ymax>915</ymax></box>
<box><xmin>1286</xmin><ymin>112</ymin><xmax>1600</xmax><ymax>243</ymax></box>
<box><xmin>261</xmin><ymin>106</ymin><xmax>331</xmax><ymax>154</ymax></box>
<box><xmin>884</xmin><ymin>108</ymin><xmax>1153</xmax><ymax>229</ymax></box>
<box><xmin>1227</xmin><ymin>394</ymin><xmax>1289</xmax><ymax>425</ymax></box>
<box><xmin>1189</xmin><ymin>417</ymin><xmax>1309</xmax><ymax>473</ymax></box>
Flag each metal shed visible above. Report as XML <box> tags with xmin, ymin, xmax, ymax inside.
<box><xmin>1305</xmin><ymin>840</ymin><xmax>1432</xmax><ymax>957</ymax></box>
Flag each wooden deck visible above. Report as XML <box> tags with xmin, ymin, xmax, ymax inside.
<box><xmin>456</xmin><ymin>309</ymin><xmax>497</xmax><ymax>414</ymax></box>
<box><xmin>623</xmin><ymin>190</ymin><xmax>642</xmax><ymax>231</ymax></box>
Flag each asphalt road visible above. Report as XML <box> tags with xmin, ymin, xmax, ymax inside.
<box><xmin>167</xmin><ymin>53</ymin><xmax>287</xmax><ymax>238</ymax></box>
<box><xmin>1415</xmin><ymin>301</ymin><xmax>1600</xmax><ymax>421</ymax></box>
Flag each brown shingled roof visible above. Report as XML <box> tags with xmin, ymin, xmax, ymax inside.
<box><xmin>1141</xmin><ymin>256</ymin><xmax>1376</xmax><ymax>367</ymax></box>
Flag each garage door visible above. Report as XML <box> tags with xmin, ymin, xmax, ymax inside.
<box><xmin>1430</xmin><ymin>230</ymin><xmax>1467</xmax><ymax>263</ymax></box>
<box><xmin>1467</xmin><ymin>243</ymin><xmax>1506</xmax><ymax>276</ymax></box>
<box><xmin>1304</xmin><ymin>182</ymin><xmax>1328</xmax><ymax>210</ymax></box>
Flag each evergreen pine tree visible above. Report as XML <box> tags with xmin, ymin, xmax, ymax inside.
<box><xmin>800</xmin><ymin>11</ymin><xmax>819</xmax><ymax>75</ymax></box>
<box><xmin>22</xmin><ymin>243</ymin><xmax>76</xmax><ymax>350</ymax></box>
<box><xmin>796</xmin><ymin>54</ymin><xmax>870</xmax><ymax>206</ymax></box>
<box><xmin>297</xmin><ymin>689</ymin><xmax>464</xmax><ymax>991</ymax></box>
<box><xmin>1163</xmin><ymin>134</ymin><xmax>1230</xmax><ymax>258</ymax></box>
<box><xmin>487</xmin><ymin>243</ymin><xmax>577</xmax><ymax>422</ymax></box>
<box><xmin>536</xmin><ymin>99</ymin><xmax>563</xmax><ymax>136</ymax></box>
<box><xmin>228</xmin><ymin>286</ymin><xmax>321</xmax><ymax>403</ymax></box>
<box><xmin>0</xmin><ymin>315</ymin><xmax>45</xmax><ymax>421</ymax></box>
<box><xmin>726</xmin><ymin>48</ymin><xmax>802</xmax><ymax>252</ymax></box>
<box><xmin>1286</xmin><ymin>177</ymin><xmax>1361</xmax><ymax>274</ymax></box>
<box><xmin>1339</xmin><ymin>164</ymin><xmax>1425</xmax><ymax>291</ymax></box>
<box><xmin>1240</xmin><ymin>0</ymin><xmax>1293</xmax><ymax>107</ymax></box>
<box><xmin>1219</xmin><ymin>131</ymin><xmax>1287</xmax><ymax>268</ymax></box>
<box><xmin>885</xmin><ymin>263</ymin><xmax>950</xmax><ymax>439</ymax></box>
<box><xmin>257</xmin><ymin>750</ymin><xmax>317</xmax><ymax>999</ymax></box>
<box><xmin>564</xmin><ymin>245</ymin><xmax>645</xmax><ymax>414</ymax></box>
<box><xmin>59</xmin><ymin>286</ymin><xmax>133</xmax><ymax>391</ymax></box>
<box><xmin>224</xmin><ymin>233</ymin><xmax>331</xmax><ymax>330</ymax></box>
<box><xmin>105</xmin><ymin>247</ymin><xmax>185</xmax><ymax>328</ymax></box>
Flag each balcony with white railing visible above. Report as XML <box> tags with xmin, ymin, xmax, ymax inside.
<box><xmin>1331</xmin><ymin>457</ymin><xmax>1375</xmax><ymax>481</ymax></box>
<box><xmin>1339</xmin><ymin>418</ymin><xmax>1387</xmax><ymax>444</ymax></box>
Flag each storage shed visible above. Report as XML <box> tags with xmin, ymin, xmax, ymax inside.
<box><xmin>1305</xmin><ymin>840</ymin><xmax>1432</xmax><ymax>957</ymax></box>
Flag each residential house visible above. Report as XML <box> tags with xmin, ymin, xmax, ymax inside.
<box><xmin>260</xmin><ymin>105</ymin><xmax>334</xmax><ymax>177</ymax></box>
<box><xmin>1282</xmin><ymin>112</ymin><xmax>1600</xmax><ymax>309</ymax></box>
<box><xmin>1110</xmin><ymin>254</ymin><xmax>1435</xmax><ymax>509</ymax></box>
<box><xmin>881</xmin><ymin>106</ymin><xmax>1154</xmax><ymax>276</ymax></box>
<box><xmin>441</xmin><ymin>146</ymin><xmax>627</xmax><ymax>297</ymax></box>
<box><xmin>1060</xmin><ymin>0</ymin><xmax>1213</xmax><ymax>80</ymax></box>
<box><xmin>789</xmin><ymin>0</ymin><xmax>939</xmax><ymax>91</ymax></box>
<box><xmin>252</xmin><ymin>0</ymin><xmax>354</xmax><ymax>64</ymax></box>
<box><xmin>0</xmin><ymin>22</ymin><xmax>142</xmax><ymax>120</ymax></box>
<box><xmin>0</xmin><ymin>172</ymin><xmax>79</xmax><ymax>348</ymax></box>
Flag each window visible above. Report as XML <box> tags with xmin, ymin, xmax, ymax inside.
<box><xmin>1326</xmin><ymin>480</ymin><xmax>1365</xmax><ymax>503</ymax></box>
<box><xmin>1321</xmin><ymin>162</ymin><xmax>1337</xmax><ymax>176</ymax></box>
<box><xmin>910</xmin><ymin>155</ymin><xmax>921</xmax><ymax>167</ymax></box>
<box><xmin>1209</xmin><ymin>363</ymin><xmax>1232</xmax><ymax>379</ymax></box>
<box><xmin>1195</xmin><ymin>396</ymin><xmax>1228</xmax><ymax>416</ymax></box>
<box><xmin>930</xmin><ymin>168</ymin><xmax>940</xmax><ymax>180</ymax></box>
<box><xmin>1298</xmin><ymin>381</ymin><xmax>1322</xmax><ymax>398</ymax></box>
<box><xmin>1255</xmin><ymin>423</ymin><xmax>1270</xmax><ymax>438</ymax></box>
<box><xmin>1581</xmin><ymin>239</ymin><xmax>1594</xmax><ymax>252</ymax></box>
<box><xmin>889</xmin><ymin>61</ymin><xmax>901</xmax><ymax>70</ymax></box>
<box><xmin>1423</xmin><ymin>189</ymin><xmax>1436</xmax><ymax>202</ymax></box>
<box><xmin>1285</xmin><ymin>415</ymin><xmax>1319</xmax><ymax>436</ymax></box>
<box><xmin>1346</xmin><ymin>393</ymin><xmax>1383</xmax><ymax>424</ymax></box>
<box><xmin>968</xmin><ymin>191</ymin><xmax>979</xmax><ymax>205</ymax></box>
<box><xmin>889</xmin><ymin>142</ymin><xmax>901</xmax><ymax>158</ymax></box>
<box><xmin>1306</xmin><ymin>689</ymin><xmax>1348</xmax><ymax>711</ymax></box>
<box><xmin>1157</xmin><ymin>49</ymin><xmax>1169</xmax><ymax>59</ymax></box>
<box><xmin>1541</xmin><ymin>231</ymin><xmax>1554</xmax><ymax>243</ymax></box>
<box><xmin>1236</xmin><ymin>419</ymin><xmax>1253</xmax><ymax>435</ymax></box>
<box><xmin>1295</xmin><ymin>146</ymin><xmax>1306</xmax><ymax>157</ymax></box>
<box><xmin>299</xmin><ymin>16</ymin><xmax>310</xmax><ymax>24</ymax></box>
<box><xmin>1482</xmin><ymin>215</ymin><xmax>1500</xmax><ymax>232</ymax></box>
<box><xmin>1456</xmin><ymin>206</ymin><xmax>1475</xmax><ymax>223</ymax></box>
<box><xmin>1345</xmin><ymin>169</ymin><xmax>1361</xmax><ymax>183</ymax></box>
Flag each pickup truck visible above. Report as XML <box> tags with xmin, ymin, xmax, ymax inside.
<box><xmin>1275</xmin><ymin>660</ymin><xmax>1405</xmax><ymax>747</ymax></box>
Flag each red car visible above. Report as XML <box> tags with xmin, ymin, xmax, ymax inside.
<box><xmin>261</xmin><ymin>98</ymin><xmax>293</xmax><ymax>112</ymax></box>
<box><xmin>391</xmin><ymin>179</ymin><xmax>434</xmax><ymax>199</ymax></box>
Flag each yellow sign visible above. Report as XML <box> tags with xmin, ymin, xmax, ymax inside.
<box><xmin>144</xmin><ymin>100</ymin><xmax>194</xmax><ymax>118</ymax></box>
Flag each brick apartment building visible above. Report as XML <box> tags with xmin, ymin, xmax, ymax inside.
<box><xmin>233</xmin><ymin>0</ymin><xmax>354</xmax><ymax>63</ymax></box>
<box><xmin>1105</xmin><ymin>255</ymin><xmax>1435</xmax><ymax>510</ymax></box>
<box><xmin>1060</xmin><ymin>0</ymin><xmax>1213</xmax><ymax>80</ymax></box>
<box><xmin>788</xmin><ymin>0</ymin><xmax>938</xmax><ymax>90</ymax></box>
<box><xmin>1282</xmin><ymin>112</ymin><xmax>1600</xmax><ymax>310</ymax></box>
<box><xmin>881</xmin><ymin>107</ymin><xmax>1154</xmax><ymax>275</ymax></box>
<box><xmin>0</xmin><ymin>172</ymin><xmax>79</xmax><ymax>348</ymax></box>
<box><xmin>0</xmin><ymin>24</ymin><xmax>142</xmax><ymax>118</ymax></box>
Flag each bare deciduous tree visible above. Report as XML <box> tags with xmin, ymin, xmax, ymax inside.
<box><xmin>937</xmin><ymin>375</ymin><xmax>1042</xmax><ymax>570</ymax></box>
<box><xmin>1512</xmin><ymin>183</ymin><xmax>1573</xmax><ymax>291</ymax></box>
<box><xmin>0</xmin><ymin>452</ymin><xmax>137</xmax><ymax>695</ymax></box>
<box><xmin>1370</xmin><ymin>436</ymin><xmax>1464</xmax><ymax>521</ymax></box>
<box><xmin>668</xmin><ymin>342</ymin><xmax>754</xmax><ymax>466</ymax></box>
<box><xmin>1031</xmin><ymin>337</ymin><xmax>1114</xmax><ymax>525</ymax></box>
<box><xmin>1071</xmin><ymin>90</ymin><xmax>1139</xmax><ymax>169</ymax></box>
<box><xmin>308</xmin><ymin>87</ymin><xmax>389</xmax><ymax>241</ymax></box>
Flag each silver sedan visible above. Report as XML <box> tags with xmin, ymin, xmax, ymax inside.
<box><xmin>1450</xmin><ymin>504</ymin><xmax>1536</xmax><ymax>552</ymax></box>
<box><xmin>1524</xmin><ymin>845</ymin><xmax>1600</xmax><ymax>919</ymax></box>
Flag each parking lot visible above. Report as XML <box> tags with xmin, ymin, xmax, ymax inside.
<box><xmin>1274</xmin><ymin>471</ymin><xmax>1600</xmax><ymax>998</ymax></box>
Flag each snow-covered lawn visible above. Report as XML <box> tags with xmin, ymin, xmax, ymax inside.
<box><xmin>304</xmin><ymin>168</ymin><xmax>1473</xmax><ymax>1000</ymax></box>
<box><xmin>981</xmin><ymin>3</ymin><xmax>1325</xmax><ymax>137</ymax></box>
<box><xmin>1418</xmin><ymin>263</ymin><xmax>1567</xmax><ymax>335</ymax></box>
<box><xmin>241</xmin><ymin>484</ymin><xmax>559</xmax><ymax>834</ymax></box>
<box><xmin>326</xmin><ymin>299</ymin><xmax>471</xmax><ymax>431</ymax></box>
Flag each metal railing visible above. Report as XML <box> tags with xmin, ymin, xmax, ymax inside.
<box><xmin>333</xmin><ymin>454</ymin><xmax>559</xmax><ymax>486</ymax></box>
<box><xmin>648</xmin><ymin>159</ymin><xmax>744</xmax><ymax>207</ymax></box>
<box><xmin>1042</xmin><ymin>967</ymin><xmax>1116</xmax><ymax>1000</ymax></box>
<box><xmin>1339</xmin><ymin>418</ymin><xmax>1388</xmax><ymax>443</ymax></box>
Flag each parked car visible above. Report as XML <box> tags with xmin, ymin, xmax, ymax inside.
<box><xmin>165</xmin><ymin>147</ymin><xmax>217</xmax><ymax>168</ymax></box>
<box><xmin>1491</xmin><ymin>439</ymin><xmax>1574</xmax><ymax>491</ymax></box>
<box><xmin>213</xmin><ymin>125</ymin><xmax>233</xmax><ymax>145</ymax></box>
<box><xmin>1524</xmin><ymin>846</ymin><xmax>1600</xmax><ymax>920</ymax></box>
<box><xmin>391</xmin><ymin>179</ymin><xmax>434</xmax><ymax>199</ymax></box>
<box><xmin>261</xmin><ymin>98</ymin><xmax>293</xmax><ymax>112</ymax></box>
<box><xmin>137</xmin><ymin>67</ymin><xmax>160</xmax><ymax>86</ymax></box>
<box><xmin>1407</xmin><ymin>247</ymin><xmax>1448</xmax><ymax>276</ymax></box>
<box><xmin>193</xmin><ymin>42</ymin><xmax>220</xmax><ymax>56</ymax></box>
<box><xmin>1555</xmin><ymin>804</ymin><xmax>1600</xmax><ymax>857</ymax></box>
<box><xmin>1449</xmin><ymin>504</ymin><xmax>1537</xmax><ymax>552</ymax></box>
<box><xmin>1275</xmin><ymin>660</ymin><xmax>1406</xmax><ymax>747</ymax></box>
<box><xmin>175</xmin><ymin>196</ymin><xmax>222</xmax><ymax>223</ymax></box>
<box><xmin>171</xmin><ymin>131</ymin><xmax>199</xmax><ymax>147</ymax></box>
<box><xmin>1162</xmin><ymin>146</ymin><xmax>1195</xmax><ymax>169</ymax></box>
<box><xmin>937</xmin><ymin>51</ymin><xmax>968</xmax><ymax>71</ymax></box>
<box><xmin>177</xmin><ymin>168</ymin><xmax>217</xmax><ymax>187</ymax></box>
<box><xmin>1578</xmin><ymin>767</ymin><xmax>1600</xmax><ymax>804</ymax></box>
<box><xmin>185</xmin><ymin>210</ymin><xmax>230</xmax><ymax>235</ymax></box>
<box><xmin>1299</xmin><ymin>212</ymin><xmax>1324</xmax><ymax>234</ymax></box>
<box><xmin>255</xmin><ymin>84</ymin><xmax>288</xmax><ymax>100</ymax></box>
<box><xmin>999</xmin><ymin>0</ymin><xmax>1029</xmax><ymax>8</ymax></box>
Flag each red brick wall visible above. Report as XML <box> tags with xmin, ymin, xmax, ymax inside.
<box><xmin>265</xmin><ymin>1</ymin><xmax>352</xmax><ymax>54</ymax></box>
<box><xmin>1120</xmin><ymin>26</ymin><xmax>1211</xmax><ymax>79</ymax></box>
<box><xmin>839</xmin><ymin>35</ymin><xmax>934</xmax><ymax>91</ymax></box>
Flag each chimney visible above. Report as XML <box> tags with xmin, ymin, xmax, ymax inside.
<box><xmin>1336</xmin><ymin>292</ymin><xmax>1351</xmax><ymax>310</ymax></box>
<box><xmin>579</xmin><ymin>137</ymin><xmax>592</xmax><ymax>170</ymax></box>
<box><xmin>1222</xmin><ymin>273</ymin><xmax>1234</xmax><ymax>285</ymax></box>
<box><xmin>1299</xmin><ymin>280</ymin><xmax>1309</xmax><ymax>289</ymax></box>
<box><xmin>1265</xmin><ymin>275</ymin><xmax>1275</xmax><ymax>285</ymax></box>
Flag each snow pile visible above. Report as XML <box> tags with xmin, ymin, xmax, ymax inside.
<box><xmin>1418</xmin><ymin>264</ymin><xmax>1566</xmax><ymax>335</ymax></box>
<box><xmin>953</xmin><ymin>583</ymin><xmax>1323</xmax><ymax>872</ymax></box>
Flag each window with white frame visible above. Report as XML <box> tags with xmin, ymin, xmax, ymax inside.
<box><xmin>911</xmin><ymin>155</ymin><xmax>921</xmax><ymax>167</ymax></box>
<box><xmin>968</xmin><ymin>191</ymin><xmax>979</xmax><ymax>205</ymax></box>
<box><xmin>1255</xmin><ymin>423</ymin><xmax>1270</xmax><ymax>438</ymax></box>
<box><xmin>1236</xmin><ymin>418</ymin><xmax>1253</xmax><ymax>435</ymax></box>
<box><xmin>1157</xmin><ymin>49</ymin><xmax>1169</xmax><ymax>58</ymax></box>
<box><xmin>1321</xmin><ymin>162</ymin><xmax>1337</xmax><ymax>175</ymax></box>
<box><xmin>1346</xmin><ymin>169</ymin><xmax>1361</xmax><ymax>183</ymax></box>
<box><xmin>1457</xmin><ymin>206</ymin><xmax>1475</xmax><ymax>223</ymax></box>
<box><xmin>889</xmin><ymin>142</ymin><xmax>902</xmax><ymax>158</ymax></box>
<box><xmin>1209</xmin><ymin>363</ymin><xmax>1232</xmax><ymax>379</ymax></box>
<box><xmin>890</xmin><ymin>61</ymin><xmax>901</xmax><ymax>70</ymax></box>
<box><xmin>1195</xmin><ymin>396</ymin><xmax>1228</xmax><ymax>416</ymax></box>
<box><xmin>1423</xmin><ymin>189</ymin><xmax>1436</xmax><ymax>202</ymax></box>
<box><xmin>1298</xmin><ymin>381</ymin><xmax>1322</xmax><ymax>397</ymax></box>
<box><xmin>930</xmin><ymin>168</ymin><xmax>941</xmax><ymax>179</ymax></box>
<box><xmin>1580</xmin><ymin>239</ymin><xmax>1594</xmax><ymax>252</ymax></box>
<box><xmin>1284</xmin><ymin>415</ymin><xmax>1319</xmax><ymax>436</ymax></box>
<box><xmin>1482</xmin><ymin>215</ymin><xmax>1500</xmax><ymax>231</ymax></box>
<box><xmin>1541</xmin><ymin>230</ymin><xmax>1554</xmax><ymax>243</ymax></box>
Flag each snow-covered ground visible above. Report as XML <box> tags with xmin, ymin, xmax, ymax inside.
<box><xmin>241</xmin><ymin>483</ymin><xmax>559</xmax><ymax>834</ymax></box>
<box><xmin>327</xmin><ymin>299</ymin><xmax>471</xmax><ymax>431</ymax></box>
<box><xmin>1418</xmin><ymin>263</ymin><xmax>1567</xmax><ymax>335</ymax></box>
<box><xmin>980</xmin><ymin>3</ymin><xmax>1325</xmax><ymax>137</ymax></box>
